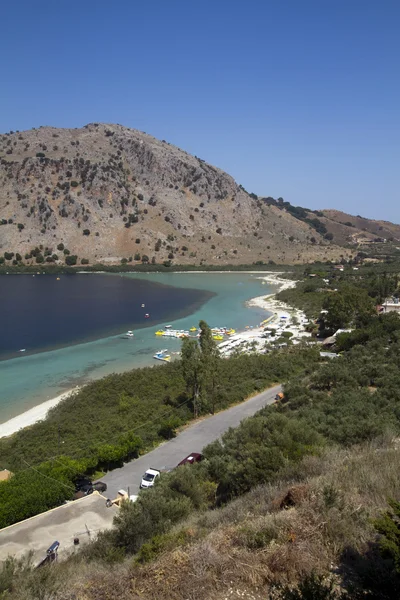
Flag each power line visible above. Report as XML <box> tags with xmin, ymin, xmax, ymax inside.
<box><xmin>21</xmin><ymin>459</ymin><xmax>75</xmax><ymax>492</ymax></box>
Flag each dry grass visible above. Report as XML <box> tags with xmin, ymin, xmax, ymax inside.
<box><xmin>5</xmin><ymin>441</ymin><xmax>400</xmax><ymax>600</ymax></box>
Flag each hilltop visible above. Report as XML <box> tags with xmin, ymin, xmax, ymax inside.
<box><xmin>2</xmin><ymin>123</ymin><xmax>390</xmax><ymax>268</ymax></box>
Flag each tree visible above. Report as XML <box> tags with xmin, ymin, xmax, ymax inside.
<box><xmin>181</xmin><ymin>338</ymin><xmax>202</xmax><ymax>417</ymax></box>
<box><xmin>323</xmin><ymin>286</ymin><xmax>375</xmax><ymax>332</ymax></box>
<box><xmin>198</xmin><ymin>320</ymin><xmax>221</xmax><ymax>414</ymax></box>
<box><xmin>65</xmin><ymin>255</ymin><xmax>77</xmax><ymax>266</ymax></box>
<box><xmin>181</xmin><ymin>321</ymin><xmax>220</xmax><ymax>417</ymax></box>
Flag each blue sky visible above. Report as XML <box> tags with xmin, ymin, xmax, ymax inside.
<box><xmin>1</xmin><ymin>0</ymin><xmax>399</xmax><ymax>221</ymax></box>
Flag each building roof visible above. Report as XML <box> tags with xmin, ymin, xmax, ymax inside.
<box><xmin>0</xmin><ymin>492</ymin><xmax>118</xmax><ymax>565</ymax></box>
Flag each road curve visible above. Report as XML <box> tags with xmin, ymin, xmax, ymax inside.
<box><xmin>100</xmin><ymin>384</ymin><xmax>282</xmax><ymax>499</ymax></box>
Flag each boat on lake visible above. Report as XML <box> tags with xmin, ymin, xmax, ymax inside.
<box><xmin>153</xmin><ymin>349</ymin><xmax>171</xmax><ymax>362</ymax></box>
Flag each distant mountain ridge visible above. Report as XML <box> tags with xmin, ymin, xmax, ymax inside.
<box><xmin>0</xmin><ymin>123</ymin><xmax>397</xmax><ymax>266</ymax></box>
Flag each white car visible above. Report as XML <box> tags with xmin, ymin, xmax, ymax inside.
<box><xmin>140</xmin><ymin>468</ymin><xmax>160</xmax><ymax>489</ymax></box>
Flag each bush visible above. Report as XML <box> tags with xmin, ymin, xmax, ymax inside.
<box><xmin>83</xmin><ymin>229</ymin><xmax>90</xmax><ymax>236</ymax></box>
<box><xmin>113</xmin><ymin>467</ymin><xmax>215</xmax><ymax>553</ymax></box>
<box><xmin>158</xmin><ymin>417</ymin><xmax>182</xmax><ymax>440</ymax></box>
<box><xmin>57</xmin><ymin>243</ymin><xmax>64</xmax><ymax>251</ymax></box>
<box><xmin>17</xmin><ymin>223</ymin><xmax>24</xmax><ymax>231</ymax></box>
<box><xmin>81</xmin><ymin>258</ymin><xmax>89</xmax><ymax>265</ymax></box>
<box><xmin>65</xmin><ymin>255</ymin><xmax>77</xmax><ymax>266</ymax></box>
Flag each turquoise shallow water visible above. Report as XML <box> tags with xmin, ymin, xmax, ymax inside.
<box><xmin>0</xmin><ymin>272</ymin><xmax>274</xmax><ymax>424</ymax></box>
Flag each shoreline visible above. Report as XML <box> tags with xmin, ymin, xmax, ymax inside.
<box><xmin>0</xmin><ymin>272</ymin><xmax>297</xmax><ymax>439</ymax></box>
<box><xmin>0</xmin><ymin>388</ymin><xmax>79</xmax><ymax>439</ymax></box>
<box><xmin>247</xmin><ymin>272</ymin><xmax>304</xmax><ymax>321</ymax></box>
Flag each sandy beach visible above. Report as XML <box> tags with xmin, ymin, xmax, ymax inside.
<box><xmin>0</xmin><ymin>388</ymin><xmax>79</xmax><ymax>439</ymax></box>
<box><xmin>246</xmin><ymin>272</ymin><xmax>302</xmax><ymax>320</ymax></box>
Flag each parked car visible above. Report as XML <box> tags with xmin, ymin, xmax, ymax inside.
<box><xmin>79</xmin><ymin>484</ymin><xmax>94</xmax><ymax>496</ymax></box>
<box><xmin>140</xmin><ymin>468</ymin><xmax>161</xmax><ymax>489</ymax></box>
<box><xmin>177</xmin><ymin>453</ymin><xmax>203</xmax><ymax>467</ymax></box>
<box><xmin>74</xmin><ymin>476</ymin><xmax>92</xmax><ymax>492</ymax></box>
<box><xmin>92</xmin><ymin>481</ymin><xmax>107</xmax><ymax>493</ymax></box>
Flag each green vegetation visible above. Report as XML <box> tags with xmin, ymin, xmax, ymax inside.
<box><xmin>3</xmin><ymin>266</ymin><xmax>400</xmax><ymax>599</ymax></box>
<box><xmin>277</xmin><ymin>266</ymin><xmax>399</xmax><ymax>326</ymax></box>
<box><xmin>277</xmin><ymin>278</ymin><xmax>331</xmax><ymax>318</ymax></box>
<box><xmin>0</xmin><ymin>337</ymin><xmax>317</xmax><ymax>528</ymax></box>
<box><xmin>65</xmin><ymin>254</ymin><xmax>77</xmax><ymax>266</ymax></box>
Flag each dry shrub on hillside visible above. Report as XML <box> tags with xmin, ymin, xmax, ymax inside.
<box><xmin>4</xmin><ymin>442</ymin><xmax>400</xmax><ymax>600</ymax></box>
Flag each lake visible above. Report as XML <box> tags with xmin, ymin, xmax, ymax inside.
<box><xmin>0</xmin><ymin>272</ymin><xmax>274</xmax><ymax>424</ymax></box>
<box><xmin>0</xmin><ymin>273</ymin><xmax>214</xmax><ymax>359</ymax></box>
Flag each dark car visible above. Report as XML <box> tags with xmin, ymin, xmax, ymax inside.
<box><xmin>80</xmin><ymin>484</ymin><xmax>94</xmax><ymax>495</ymax></box>
<box><xmin>177</xmin><ymin>453</ymin><xmax>203</xmax><ymax>467</ymax></box>
<box><xmin>74</xmin><ymin>476</ymin><xmax>92</xmax><ymax>492</ymax></box>
<box><xmin>92</xmin><ymin>481</ymin><xmax>107</xmax><ymax>493</ymax></box>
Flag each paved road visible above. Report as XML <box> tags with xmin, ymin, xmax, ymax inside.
<box><xmin>100</xmin><ymin>384</ymin><xmax>282</xmax><ymax>499</ymax></box>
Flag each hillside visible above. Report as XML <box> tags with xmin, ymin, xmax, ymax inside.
<box><xmin>0</xmin><ymin>124</ymin><xmax>351</xmax><ymax>267</ymax></box>
<box><xmin>263</xmin><ymin>198</ymin><xmax>400</xmax><ymax>253</ymax></box>
<box><xmin>319</xmin><ymin>208</ymin><xmax>400</xmax><ymax>246</ymax></box>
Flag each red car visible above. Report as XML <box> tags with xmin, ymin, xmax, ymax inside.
<box><xmin>177</xmin><ymin>453</ymin><xmax>203</xmax><ymax>467</ymax></box>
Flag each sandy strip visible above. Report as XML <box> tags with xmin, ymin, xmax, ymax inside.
<box><xmin>246</xmin><ymin>272</ymin><xmax>304</xmax><ymax>322</ymax></box>
<box><xmin>0</xmin><ymin>388</ymin><xmax>79</xmax><ymax>439</ymax></box>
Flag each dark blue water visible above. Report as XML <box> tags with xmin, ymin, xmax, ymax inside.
<box><xmin>0</xmin><ymin>274</ymin><xmax>214</xmax><ymax>359</ymax></box>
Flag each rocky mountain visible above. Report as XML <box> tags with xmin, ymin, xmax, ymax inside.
<box><xmin>0</xmin><ymin>123</ymin><xmax>394</xmax><ymax>267</ymax></box>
